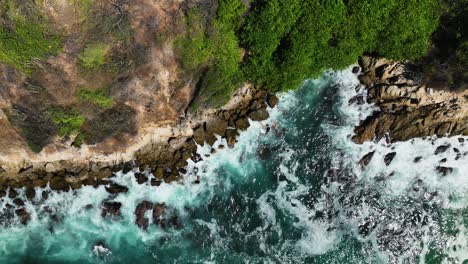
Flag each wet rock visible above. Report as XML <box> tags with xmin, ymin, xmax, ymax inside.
<box><xmin>150</xmin><ymin>178</ymin><xmax>162</xmax><ymax>186</ymax></box>
<box><xmin>135</xmin><ymin>172</ymin><xmax>148</xmax><ymax>184</ymax></box>
<box><xmin>13</xmin><ymin>198</ymin><xmax>24</xmax><ymax>207</ymax></box>
<box><xmin>105</xmin><ymin>183</ymin><xmax>128</xmax><ymax>194</ymax></box>
<box><xmin>439</xmin><ymin>158</ymin><xmax>447</xmax><ymax>163</ymax></box>
<box><xmin>435</xmin><ymin>166</ymin><xmax>453</xmax><ymax>176</ymax></box>
<box><xmin>15</xmin><ymin>207</ymin><xmax>30</xmax><ymax>225</ymax></box>
<box><xmin>434</xmin><ymin>145</ymin><xmax>450</xmax><ymax>155</ymax></box>
<box><xmin>352</xmin><ymin>66</ymin><xmax>360</xmax><ymax>74</ymax></box>
<box><xmin>170</xmin><ymin>215</ymin><xmax>182</xmax><ymax>229</ymax></box>
<box><xmin>257</xmin><ymin>145</ymin><xmax>271</xmax><ymax>160</ymax></box>
<box><xmin>192</xmin><ymin>125</ymin><xmax>206</xmax><ymax>145</ymax></box>
<box><xmin>101</xmin><ymin>202</ymin><xmax>122</xmax><ymax>218</ymax></box>
<box><xmin>348</xmin><ymin>95</ymin><xmax>365</xmax><ymax>105</ymax></box>
<box><xmin>41</xmin><ymin>191</ymin><xmax>49</xmax><ymax>200</ymax></box>
<box><xmin>267</xmin><ymin>94</ymin><xmax>279</xmax><ymax>108</ymax></box>
<box><xmin>458</xmin><ymin>138</ymin><xmax>465</xmax><ymax>143</ymax></box>
<box><xmin>453</xmin><ymin>148</ymin><xmax>460</xmax><ymax>153</ymax></box>
<box><xmin>194</xmin><ymin>176</ymin><xmax>201</xmax><ymax>184</ymax></box>
<box><xmin>49</xmin><ymin>177</ymin><xmax>70</xmax><ymax>191</ymax></box>
<box><xmin>455</xmin><ymin>153</ymin><xmax>462</xmax><ymax>160</ymax></box>
<box><xmin>384</xmin><ymin>152</ymin><xmax>397</xmax><ymax>166</ymax></box>
<box><xmin>153</xmin><ymin>203</ymin><xmax>166</xmax><ymax>227</ymax></box>
<box><xmin>249</xmin><ymin>108</ymin><xmax>270</xmax><ymax>121</ymax></box>
<box><xmin>235</xmin><ymin>117</ymin><xmax>250</xmax><ymax>130</ymax></box>
<box><xmin>359</xmin><ymin>151</ymin><xmax>375</xmax><ymax>167</ymax></box>
<box><xmin>225</xmin><ymin>128</ymin><xmax>239</xmax><ymax>148</ymax></box>
<box><xmin>191</xmin><ymin>153</ymin><xmax>203</xmax><ymax>163</ymax></box>
<box><xmin>135</xmin><ymin>201</ymin><xmax>154</xmax><ymax>230</ymax></box>
<box><xmin>414</xmin><ymin>156</ymin><xmax>422</xmax><ymax>163</ymax></box>
<box><xmin>8</xmin><ymin>188</ymin><xmax>18</xmax><ymax>199</ymax></box>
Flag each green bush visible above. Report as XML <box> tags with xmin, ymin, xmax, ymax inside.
<box><xmin>79</xmin><ymin>43</ymin><xmax>109</xmax><ymax>70</ymax></box>
<box><xmin>47</xmin><ymin>107</ymin><xmax>85</xmax><ymax>138</ymax></box>
<box><xmin>0</xmin><ymin>0</ymin><xmax>62</xmax><ymax>74</ymax></box>
<box><xmin>240</xmin><ymin>0</ymin><xmax>440</xmax><ymax>92</ymax></box>
<box><xmin>77</xmin><ymin>88</ymin><xmax>113</xmax><ymax>108</ymax></box>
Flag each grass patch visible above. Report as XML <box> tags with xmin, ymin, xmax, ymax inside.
<box><xmin>47</xmin><ymin>107</ymin><xmax>85</xmax><ymax>138</ymax></box>
<box><xmin>79</xmin><ymin>43</ymin><xmax>109</xmax><ymax>70</ymax></box>
<box><xmin>0</xmin><ymin>0</ymin><xmax>62</xmax><ymax>74</ymax></box>
<box><xmin>77</xmin><ymin>88</ymin><xmax>113</xmax><ymax>108</ymax></box>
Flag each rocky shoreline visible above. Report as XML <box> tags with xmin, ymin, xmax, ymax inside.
<box><xmin>0</xmin><ymin>86</ymin><xmax>277</xmax><ymax>195</ymax></box>
<box><xmin>353</xmin><ymin>56</ymin><xmax>468</xmax><ymax>143</ymax></box>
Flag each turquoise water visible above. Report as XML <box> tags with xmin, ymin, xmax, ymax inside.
<box><xmin>0</xmin><ymin>69</ymin><xmax>467</xmax><ymax>263</ymax></box>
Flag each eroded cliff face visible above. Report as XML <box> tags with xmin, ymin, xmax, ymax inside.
<box><xmin>353</xmin><ymin>56</ymin><xmax>468</xmax><ymax>144</ymax></box>
<box><xmin>0</xmin><ymin>0</ymin><xmax>279</xmax><ymax>188</ymax></box>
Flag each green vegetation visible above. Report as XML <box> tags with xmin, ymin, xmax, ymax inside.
<box><xmin>0</xmin><ymin>0</ymin><xmax>62</xmax><ymax>73</ymax></box>
<box><xmin>77</xmin><ymin>88</ymin><xmax>113</xmax><ymax>108</ymax></box>
<box><xmin>178</xmin><ymin>0</ymin><xmax>441</xmax><ymax>103</ymax></box>
<box><xmin>79</xmin><ymin>43</ymin><xmax>109</xmax><ymax>70</ymax></box>
<box><xmin>240</xmin><ymin>0</ymin><xmax>440</xmax><ymax>92</ymax></box>
<box><xmin>420</xmin><ymin>0</ymin><xmax>467</xmax><ymax>90</ymax></box>
<box><xmin>177</xmin><ymin>0</ymin><xmax>246</xmax><ymax>108</ymax></box>
<box><xmin>47</xmin><ymin>107</ymin><xmax>85</xmax><ymax>138</ymax></box>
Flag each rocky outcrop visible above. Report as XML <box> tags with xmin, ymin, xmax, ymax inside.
<box><xmin>0</xmin><ymin>87</ymin><xmax>277</xmax><ymax>191</ymax></box>
<box><xmin>353</xmin><ymin>56</ymin><xmax>468</xmax><ymax>143</ymax></box>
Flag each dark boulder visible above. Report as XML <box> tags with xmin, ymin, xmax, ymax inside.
<box><xmin>15</xmin><ymin>207</ymin><xmax>30</xmax><ymax>225</ymax></box>
<box><xmin>435</xmin><ymin>166</ymin><xmax>453</xmax><ymax>176</ymax></box>
<box><xmin>352</xmin><ymin>66</ymin><xmax>360</xmax><ymax>74</ymax></box>
<box><xmin>101</xmin><ymin>202</ymin><xmax>122</xmax><ymax>218</ymax></box>
<box><xmin>150</xmin><ymin>178</ymin><xmax>162</xmax><ymax>186</ymax></box>
<box><xmin>105</xmin><ymin>183</ymin><xmax>128</xmax><ymax>194</ymax></box>
<box><xmin>359</xmin><ymin>151</ymin><xmax>375</xmax><ymax>167</ymax></box>
<box><xmin>434</xmin><ymin>145</ymin><xmax>450</xmax><ymax>155</ymax></box>
<box><xmin>257</xmin><ymin>145</ymin><xmax>271</xmax><ymax>160</ymax></box>
<box><xmin>8</xmin><ymin>188</ymin><xmax>18</xmax><ymax>199</ymax></box>
<box><xmin>414</xmin><ymin>156</ymin><xmax>422</xmax><ymax>163</ymax></box>
<box><xmin>13</xmin><ymin>198</ymin><xmax>24</xmax><ymax>207</ymax></box>
<box><xmin>384</xmin><ymin>152</ymin><xmax>397</xmax><ymax>166</ymax></box>
<box><xmin>458</xmin><ymin>138</ymin><xmax>465</xmax><ymax>143</ymax></box>
<box><xmin>153</xmin><ymin>203</ymin><xmax>166</xmax><ymax>227</ymax></box>
<box><xmin>135</xmin><ymin>172</ymin><xmax>148</xmax><ymax>184</ymax></box>
<box><xmin>248</xmin><ymin>108</ymin><xmax>270</xmax><ymax>121</ymax></box>
<box><xmin>267</xmin><ymin>94</ymin><xmax>279</xmax><ymax>108</ymax></box>
<box><xmin>135</xmin><ymin>201</ymin><xmax>154</xmax><ymax>230</ymax></box>
<box><xmin>49</xmin><ymin>177</ymin><xmax>70</xmax><ymax>191</ymax></box>
<box><xmin>25</xmin><ymin>188</ymin><xmax>36</xmax><ymax>200</ymax></box>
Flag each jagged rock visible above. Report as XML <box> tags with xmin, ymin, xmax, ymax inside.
<box><xmin>135</xmin><ymin>172</ymin><xmax>148</xmax><ymax>184</ymax></box>
<box><xmin>257</xmin><ymin>145</ymin><xmax>271</xmax><ymax>160</ymax></box>
<box><xmin>267</xmin><ymin>94</ymin><xmax>279</xmax><ymax>108</ymax></box>
<box><xmin>434</xmin><ymin>145</ymin><xmax>450</xmax><ymax>155</ymax></box>
<box><xmin>384</xmin><ymin>152</ymin><xmax>397</xmax><ymax>166</ymax></box>
<box><xmin>153</xmin><ymin>203</ymin><xmax>166</xmax><ymax>227</ymax></box>
<box><xmin>353</xmin><ymin>56</ymin><xmax>468</xmax><ymax>143</ymax></box>
<box><xmin>101</xmin><ymin>202</ymin><xmax>122</xmax><ymax>218</ymax></box>
<box><xmin>49</xmin><ymin>177</ymin><xmax>70</xmax><ymax>191</ymax></box>
<box><xmin>135</xmin><ymin>201</ymin><xmax>153</xmax><ymax>230</ymax></box>
<box><xmin>105</xmin><ymin>183</ymin><xmax>128</xmax><ymax>194</ymax></box>
<box><xmin>15</xmin><ymin>207</ymin><xmax>30</xmax><ymax>225</ymax></box>
<box><xmin>435</xmin><ymin>166</ymin><xmax>453</xmax><ymax>176</ymax></box>
<box><xmin>359</xmin><ymin>151</ymin><xmax>375</xmax><ymax>167</ymax></box>
<box><xmin>249</xmin><ymin>107</ymin><xmax>270</xmax><ymax>121</ymax></box>
<box><xmin>225</xmin><ymin>128</ymin><xmax>239</xmax><ymax>148</ymax></box>
<box><xmin>8</xmin><ymin>188</ymin><xmax>18</xmax><ymax>199</ymax></box>
<box><xmin>235</xmin><ymin>117</ymin><xmax>250</xmax><ymax>130</ymax></box>
<box><xmin>13</xmin><ymin>198</ymin><xmax>24</xmax><ymax>206</ymax></box>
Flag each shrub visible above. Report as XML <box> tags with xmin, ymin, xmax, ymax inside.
<box><xmin>77</xmin><ymin>88</ymin><xmax>113</xmax><ymax>108</ymax></box>
<box><xmin>79</xmin><ymin>43</ymin><xmax>109</xmax><ymax>70</ymax></box>
<box><xmin>0</xmin><ymin>0</ymin><xmax>62</xmax><ymax>74</ymax></box>
<box><xmin>47</xmin><ymin>107</ymin><xmax>85</xmax><ymax>138</ymax></box>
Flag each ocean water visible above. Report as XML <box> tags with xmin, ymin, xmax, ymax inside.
<box><xmin>0</xmin><ymin>68</ymin><xmax>467</xmax><ymax>263</ymax></box>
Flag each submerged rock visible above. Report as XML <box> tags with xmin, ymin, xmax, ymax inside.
<box><xmin>135</xmin><ymin>201</ymin><xmax>154</xmax><ymax>230</ymax></box>
<box><xmin>105</xmin><ymin>183</ymin><xmax>129</xmax><ymax>194</ymax></box>
<box><xmin>434</xmin><ymin>144</ymin><xmax>451</xmax><ymax>155</ymax></box>
<box><xmin>257</xmin><ymin>145</ymin><xmax>271</xmax><ymax>160</ymax></box>
<box><xmin>359</xmin><ymin>151</ymin><xmax>375</xmax><ymax>168</ymax></box>
<box><xmin>101</xmin><ymin>202</ymin><xmax>122</xmax><ymax>218</ymax></box>
<box><xmin>384</xmin><ymin>152</ymin><xmax>397</xmax><ymax>166</ymax></box>
<box><xmin>15</xmin><ymin>207</ymin><xmax>30</xmax><ymax>225</ymax></box>
<box><xmin>153</xmin><ymin>203</ymin><xmax>166</xmax><ymax>227</ymax></box>
<box><xmin>435</xmin><ymin>166</ymin><xmax>453</xmax><ymax>176</ymax></box>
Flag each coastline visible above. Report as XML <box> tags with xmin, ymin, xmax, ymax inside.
<box><xmin>0</xmin><ymin>84</ymin><xmax>278</xmax><ymax>192</ymax></box>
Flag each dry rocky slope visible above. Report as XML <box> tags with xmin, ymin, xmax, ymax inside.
<box><xmin>0</xmin><ymin>0</ymin><xmax>278</xmax><ymax>193</ymax></box>
<box><xmin>353</xmin><ymin>56</ymin><xmax>468</xmax><ymax>144</ymax></box>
